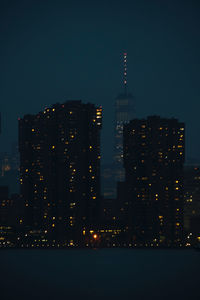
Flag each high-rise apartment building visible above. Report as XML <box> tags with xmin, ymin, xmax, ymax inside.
<box><xmin>123</xmin><ymin>116</ymin><xmax>185</xmax><ymax>246</ymax></box>
<box><xmin>19</xmin><ymin>101</ymin><xmax>102</xmax><ymax>246</ymax></box>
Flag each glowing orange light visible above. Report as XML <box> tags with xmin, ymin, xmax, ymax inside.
<box><xmin>93</xmin><ymin>234</ymin><xmax>97</xmax><ymax>239</ymax></box>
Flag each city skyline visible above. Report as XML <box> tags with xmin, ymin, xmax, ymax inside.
<box><xmin>0</xmin><ymin>100</ymin><xmax>191</xmax><ymax>248</ymax></box>
<box><xmin>1</xmin><ymin>1</ymin><xmax>200</xmax><ymax>299</ymax></box>
<box><xmin>1</xmin><ymin>99</ymin><xmax>199</xmax><ymax>249</ymax></box>
<box><xmin>0</xmin><ymin>0</ymin><xmax>200</xmax><ymax>163</ymax></box>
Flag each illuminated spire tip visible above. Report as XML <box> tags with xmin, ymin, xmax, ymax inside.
<box><xmin>123</xmin><ymin>51</ymin><xmax>127</xmax><ymax>95</ymax></box>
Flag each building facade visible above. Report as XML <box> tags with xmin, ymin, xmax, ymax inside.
<box><xmin>184</xmin><ymin>165</ymin><xmax>200</xmax><ymax>244</ymax></box>
<box><xmin>123</xmin><ymin>116</ymin><xmax>185</xmax><ymax>247</ymax></box>
<box><xmin>19</xmin><ymin>101</ymin><xmax>102</xmax><ymax>246</ymax></box>
<box><xmin>114</xmin><ymin>93</ymin><xmax>134</xmax><ymax>182</ymax></box>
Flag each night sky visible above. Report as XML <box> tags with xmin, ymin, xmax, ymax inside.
<box><xmin>0</xmin><ymin>0</ymin><xmax>200</xmax><ymax>163</ymax></box>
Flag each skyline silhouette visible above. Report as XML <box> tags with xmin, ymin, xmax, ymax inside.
<box><xmin>0</xmin><ymin>0</ymin><xmax>200</xmax><ymax>163</ymax></box>
<box><xmin>1</xmin><ymin>2</ymin><xmax>200</xmax><ymax>299</ymax></box>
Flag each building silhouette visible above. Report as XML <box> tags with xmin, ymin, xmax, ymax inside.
<box><xmin>19</xmin><ymin>101</ymin><xmax>102</xmax><ymax>246</ymax></box>
<box><xmin>0</xmin><ymin>116</ymin><xmax>20</xmax><ymax>247</ymax></box>
<box><xmin>114</xmin><ymin>52</ymin><xmax>134</xmax><ymax>182</ymax></box>
<box><xmin>123</xmin><ymin>116</ymin><xmax>185</xmax><ymax>246</ymax></box>
<box><xmin>184</xmin><ymin>165</ymin><xmax>200</xmax><ymax>245</ymax></box>
<box><xmin>101</xmin><ymin>53</ymin><xmax>135</xmax><ymax>200</ymax></box>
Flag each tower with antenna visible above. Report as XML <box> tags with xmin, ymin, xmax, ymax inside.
<box><xmin>113</xmin><ymin>51</ymin><xmax>135</xmax><ymax>182</ymax></box>
<box><xmin>123</xmin><ymin>51</ymin><xmax>128</xmax><ymax>95</ymax></box>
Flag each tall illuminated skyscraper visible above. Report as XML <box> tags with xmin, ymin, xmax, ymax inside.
<box><xmin>114</xmin><ymin>52</ymin><xmax>134</xmax><ymax>182</ymax></box>
<box><xmin>19</xmin><ymin>101</ymin><xmax>102</xmax><ymax>246</ymax></box>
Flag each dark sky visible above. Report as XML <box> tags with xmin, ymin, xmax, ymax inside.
<box><xmin>0</xmin><ymin>0</ymin><xmax>200</xmax><ymax>163</ymax></box>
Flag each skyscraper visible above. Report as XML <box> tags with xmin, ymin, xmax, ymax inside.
<box><xmin>123</xmin><ymin>116</ymin><xmax>185</xmax><ymax>246</ymax></box>
<box><xmin>101</xmin><ymin>53</ymin><xmax>134</xmax><ymax>199</ymax></box>
<box><xmin>19</xmin><ymin>101</ymin><xmax>102</xmax><ymax>246</ymax></box>
<box><xmin>114</xmin><ymin>52</ymin><xmax>134</xmax><ymax>182</ymax></box>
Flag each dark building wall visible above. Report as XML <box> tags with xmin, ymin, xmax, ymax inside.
<box><xmin>0</xmin><ymin>145</ymin><xmax>20</xmax><ymax>194</ymax></box>
<box><xmin>0</xmin><ymin>186</ymin><xmax>20</xmax><ymax>246</ymax></box>
<box><xmin>184</xmin><ymin>165</ymin><xmax>200</xmax><ymax>239</ymax></box>
<box><xmin>19</xmin><ymin>101</ymin><xmax>102</xmax><ymax>244</ymax></box>
<box><xmin>0</xmin><ymin>186</ymin><xmax>10</xmax><ymax>226</ymax></box>
<box><xmin>123</xmin><ymin>116</ymin><xmax>185</xmax><ymax>246</ymax></box>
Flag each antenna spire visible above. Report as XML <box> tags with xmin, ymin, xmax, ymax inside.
<box><xmin>123</xmin><ymin>51</ymin><xmax>127</xmax><ymax>95</ymax></box>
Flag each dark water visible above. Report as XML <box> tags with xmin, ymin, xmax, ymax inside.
<box><xmin>0</xmin><ymin>249</ymin><xmax>199</xmax><ymax>300</ymax></box>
